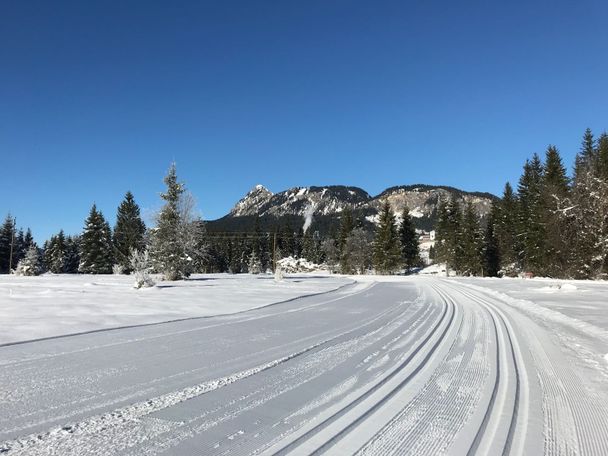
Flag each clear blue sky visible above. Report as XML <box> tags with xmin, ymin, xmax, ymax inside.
<box><xmin>2</xmin><ymin>0</ymin><xmax>608</xmax><ymax>243</ymax></box>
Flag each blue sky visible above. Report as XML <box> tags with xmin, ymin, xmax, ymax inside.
<box><xmin>2</xmin><ymin>0</ymin><xmax>608</xmax><ymax>242</ymax></box>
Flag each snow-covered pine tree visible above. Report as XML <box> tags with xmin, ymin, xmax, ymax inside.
<box><xmin>45</xmin><ymin>230</ymin><xmax>67</xmax><ymax>273</ymax></box>
<box><xmin>113</xmin><ymin>191</ymin><xmax>146</xmax><ymax>273</ymax></box>
<box><xmin>150</xmin><ymin>164</ymin><xmax>207</xmax><ymax>280</ymax></box>
<box><xmin>399</xmin><ymin>206</ymin><xmax>421</xmax><ymax>272</ymax></box>
<box><xmin>372</xmin><ymin>201</ymin><xmax>401</xmax><ymax>274</ymax></box>
<box><xmin>79</xmin><ymin>204</ymin><xmax>114</xmax><ymax>274</ymax></box>
<box><xmin>14</xmin><ymin>244</ymin><xmax>41</xmax><ymax>276</ymax></box>
<box><xmin>150</xmin><ymin>163</ymin><xmax>187</xmax><ymax>280</ymax></box>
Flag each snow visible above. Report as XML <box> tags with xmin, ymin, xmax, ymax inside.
<box><xmin>0</xmin><ymin>273</ymin><xmax>350</xmax><ymax>345</ymax></box>
<box><xmin>2</xmin><ymin>275</ymin><xmax>608</xmax><ymax>455</ymax></box>
<box><xmin>409</xmin><ymin>207</ymin><xmax>424</xmax><ymax>218</ymax></box>
<box><xmin>418</xmin><ymin>263</ymin><xmax>448</xmax><ymax>276</ymax></box>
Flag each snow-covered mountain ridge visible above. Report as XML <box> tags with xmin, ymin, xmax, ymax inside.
<box><xmin>228</xmin><ymin>184</ymin><xmax>496</xmax><ymax>221</ymax></box>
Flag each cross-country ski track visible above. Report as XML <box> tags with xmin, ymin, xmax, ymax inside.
<box><xmin>1</xmin><ymin>277</ymin><xmax>607</xmax><ymax>455</ymax></box>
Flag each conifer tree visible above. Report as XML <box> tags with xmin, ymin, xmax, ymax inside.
<box><xmin>0</xmin><ymin>215</ymin><xmax>16</xmax><ymax>273</ymax></box>
<box><xmin>65</xmin><ymin>236</ymin><xmax>81</xmax><ymax>273</ymax></box>
<box><xmin>113</xmin><ymin>191</ymin><xmax>146</xmax><ymax>272</ymax></box>
<box><xmin>45</xmin><ymin>230</ymin><xmax>67</xmax><ymax>273</ymax></box>
<box><xmin>597</xmin><ymin>132</ymin><xmax>608</xmax><ymax>180</ymax></box>
<box><xmin>483</xmin><ymin>203</ymin><xmax>501</xmax><ymax>277</ymax></box>
<box><xmin>574</xmin><ymin>128</ymin><xmax>596</xmax><ymax>185</ymax></box>
<box><xmin>372</xmin><ymin>201</ymin><xmax>401</xmax><ymax>274</ymax></box>
<box><xmin>338</xmin><ymin>206</ymin><xmax>354</xmax><ymax>252</ymax></box>
<box><xmin>495</xmin><ymin>182</ymin><xmax>519</xmax><ymax>274</ymax></box>
<box><xmin>79</xmin><ymin>204</ymin><xmax>114</xmax><ymax>274</ymax></box>
<box><xmin>541</xmin><ymin>146</ymin><xmax>572</xmax><ymax>277</ymax></box>
<box><xmin>399</xmin><ymin>206</ymin><xmax>421</xmax><ymax>271</ymax></box>
<box><xmin>459</xmin><ymin>202</ymin><xmax>483</xmax><ymax>276</ymax></box>
<box><xmin>342</xmin><ymin>228</ymin><xmax>371</xmax><ymax>274</ymax></box>
<box><xmin>517</xmin><ymin>154</ymin><xmax>545</xmax><ymax>274</ymax></box>
<box><xmin>435</xmin><ymin>199</ymin><xmax>463</xmax><ymax>273</ymax></box>
<box><xmin>14</xmin><ymin>244</ymin><xmax>41</xmax><ymax>276</ymax></box>
<box><xmin>150</xmin><ymin>163</ymin><xmax>191</xmax><ymax>280</ymax></box>
<box><xmin>339</xmin><ymin>207</ymin><xmax>355</xmax><ymax>273</ymax></box>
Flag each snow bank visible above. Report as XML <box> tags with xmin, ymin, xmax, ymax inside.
<box><xmin>0</xmin><ymin>273</ymin><xmax>350</xmax><ymax>345</ymax></box>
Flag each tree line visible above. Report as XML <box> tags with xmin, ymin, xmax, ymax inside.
<box><xmin>1</xmin><ymin>162</ymin><xmax>423</xmax><ymax>279</ymax></box>
<box><xmin>434</xmin><ymin>128</ymin><xmax>608</xmax><ymax>279</ymax></box>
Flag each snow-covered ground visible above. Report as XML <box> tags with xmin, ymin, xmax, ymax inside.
<box><xmin>1</xmin><ymin>275</ymin><xmax>608</xmax><ymax>455</ymax></box>
<box><xmin>0</xmin><ymin>273</ymin><xmax>351</xmax><ymax>345</ymax></box>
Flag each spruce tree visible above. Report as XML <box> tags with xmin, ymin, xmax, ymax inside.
<box><xmin>150</xmin><ymin>163</ymin><xmax>189</xmax><ymax>280</ymax></box>
<box><xmin>79</xmin><ymin>204</ymin><xmax>114</xmax><ymax>274</ymax></box>
<box><xmin>372</xmin><ymin>201</ymin><xmax>401</xmax><ymax>274</ymax></box>
<box><xmin>399</xmin><ymin>206</ymin><xmax>421</xmax><ymax>271</ymax></box>
<box><xmin>435</xmin><ymin>199</ymin><xmax>463</xmax><ymax>273</ymax></box>
<box><xmin>339</xmin><ymin>207</ymin><xmax>355</xmax><ymax>273</ymax></box>
<box><xmin>459</xmin><ymin>202</ymin><xmax>483</xmax><ymax>276</ymax></box>
<box><xmin>495</xmin><ymin>182</ymin><xmax>519</xmax><ymax>274</ymax></box>
<box><xmin>517</xmin><ymin>154</ymin><xmax>545</xmax><ymax>274</ymax></box>
<box><xmin>45</xmin><ymin>230</ymin><xmax>67</xmax><ymax>273</ymax></box>
<box><xmin>0</xmin><ymin>215</ymin><xmax>16</xmax><ymax>273</ymax></box>
<box><xmin>14</xmin><ymin>244</ymin><xmax>41</xmax><ymax>276</ymax></box>
<box><xmin>597</xmin><ymin>132</ymin><xmax>608</xmax><ymax>180</ymax></box>
<box><xmin>113</xmin><ymin>191</ymin><xmax>146</xmax><ymax>272</ymax></box>
<box><xmin>65</xmin><ymin>235</ymin><xmax>81</xmax><ymax>273</ymax></box>
<box><xmin>483</xmin><ymin>203</ymin><xmax>501</xmax><ymax>277</ymax></box>
<box><xmin>338</xmin><ymin>206</ymin><xmax>354</xmax><ymax>252</ymax></box>
<box><xmin>541</xmin><ymin>146</ymin><xmax>572</xmax><ymax>277</ymax></box>
<box><xmin>574</xmin><ymin>128</ymin><xmax>596</xmax><ymax>184</ymax></box>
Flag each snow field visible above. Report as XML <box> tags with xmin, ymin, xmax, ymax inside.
<box><xmin>2</xmin><ymin>276</ymin><xmax>608</xmax><ymax>455</ymax></box>
<box><xmin>0</xmin><ymin>273</ymin><xmax>351</xmax><ymax>345</ymax></box>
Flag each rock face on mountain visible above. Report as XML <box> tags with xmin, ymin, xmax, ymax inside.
<box><xmin>372</xmin><ymin>185</ymin><xmax>495</xmax><ymax>219</ymax></box>
<box><xmin>230</xmin><ymin>185</ymin><xmax>372</xmax><ymax>217</ymax></box>
<box><xmin>228</xmin><ymin>184</ymin><xmax>495</xmax><ymax>222</ymax></box>
<box><xmin>207</xmin><ymin>183</ymin><xmax>496</xmax><ymax>234</ymax></box>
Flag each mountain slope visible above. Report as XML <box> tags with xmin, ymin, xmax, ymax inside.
<box><xmin>208</xmin><ymin>184</ymin><xmax>497</xmax><ymax>234</ymax></box>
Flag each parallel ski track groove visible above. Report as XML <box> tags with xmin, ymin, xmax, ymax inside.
<box><xmin>453</xmin><ymin>284</ymin><xmax>522</xmax><ymax>456</ymax></box>
<box><xmin>270</xmin><ymin>283</ymin><xmax>456</xmax><ymax>455</ymax></box>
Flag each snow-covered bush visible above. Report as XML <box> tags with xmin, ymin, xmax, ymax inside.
<box><xmin>13</xmin><ymin>245</ymin><xmax>41</xmax><ymax>276</ymax></box>
<box><xmin>129</xmin><ymin>249</ymin><xmax>155</xmax><ymax>289</ymax></box>
<box><xmin>277</xmin><ymin>256</ymin><xmax>324</xmax><ymax>273</ymax></box>
<box><xmin>112</xmin><ymin>264</ymin><xmax>125</xmax><ymax>275</ymax></box>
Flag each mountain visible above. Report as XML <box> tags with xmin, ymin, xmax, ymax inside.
<box><xmin>207</xmin><ymin>184</ymin><xmax>497</xmax><ymax>234</ymax></box>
